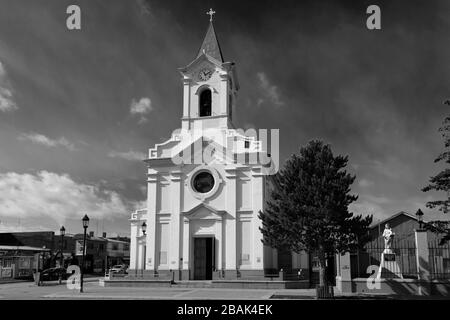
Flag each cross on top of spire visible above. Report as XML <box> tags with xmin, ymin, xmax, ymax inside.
<box><xmin>206</xmin><ymin>8</ymin><xmax>216</xmax><ymax>22</ymax></box>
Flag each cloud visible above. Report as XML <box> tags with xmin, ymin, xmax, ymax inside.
<box><xmin>256</xmin><ymin>72</ymin><xmax>284</xmax><ymax>107</ymax></box>
<box><xmin>0</xmin><ymin>61</ymin><xmax>18</xmax><ymax>112</ymax></box>
<box><xmin>349</xmin><ymin>200</ymin><xmax>388</xmax><ymax>221</ymax></box>
<box><xmin>0</xmin><ymin>222</ymin><xmax>49</xmax><ymax>233</ymax></box>
<box><xmin>108</xmin><ymin>150</ymin><xmax>146</xmax><ymax>161</ymax></box>
<box><xmin>0</xmin><ymin>171</ymin><xmax>133</xmax><ymax>225</ymax></box>
<box><xmin>18</xmin><ymin>133</ymin><xmax>76</xmax><ymax>151</ymax></box>
<box><xmin>349</xmin><ymin>194</ymin><xmax>394</xmax><ymax>221</ymax></box>
<box><xmin>130</xmin><ymin>97</ymin><xmax>153</xmax><ymax>124</ymax></box>
<box><xmin>136</xmin><ymin>0</ymin><xmax>152</xmax><ymax>15</ymax></box>
<box><xmin>358</xmin><ymin>178</ymin><xmax>374</xmax><ymax>188</ymax></box>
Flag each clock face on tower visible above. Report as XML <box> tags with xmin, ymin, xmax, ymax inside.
<box><xmin>198</xmin><ymin>68</ymin><xmax>213</xmax><ymax>81</ymax></box>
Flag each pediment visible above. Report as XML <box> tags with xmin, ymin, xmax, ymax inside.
<box><xmin>172</xmin><ymin>135</ymin><xmax>236</xmax><ymax>166</ymax></box>
<box><xmin>178</xmin><ymin>53</ymin><xmax>224</xmax><ymax>75</ymax></box>
<box><xmin>182</xmin><ymin>203</ymin><xmax>226</xmax><ymax>221</ymax></box>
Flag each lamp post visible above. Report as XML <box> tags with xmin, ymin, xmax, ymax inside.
<box><xmin>416</xmin><ymin>209</ymin><xmax>424</xmax><ymax>230</ymax></box>
<box><xmin>142</xmin><ymin>222</ymin><xmax>147</xmax><ymax>236</ymax></box>
<box><xmin>59</xmin><ymin>226</ymin><xmax>65</xmax><ymax>284</ymax></box>
<box><xmin>38</xmin><ymin>245</ymin><xmax>46</xmax><ymax>286</ymax></box>
<box><xmin>80</xmin><ymin>214</ymin><xmax>89</xmax><ymax>293</ymax></box>
<box><xmin>141</xmin><ymin>222</ymin><xmax>147</xmax><ymax>277</ymax></box>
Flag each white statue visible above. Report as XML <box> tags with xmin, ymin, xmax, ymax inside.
<box><xmin>382</xmin><ymin>223</ymin><xmax>395</xmax><ymax>251</ymax></box>
<box><xmin>377</xmin><ymin>223</ymin><xmax>403</xmax><ymax>279</ymax></box>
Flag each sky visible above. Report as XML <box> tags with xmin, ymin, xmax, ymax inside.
<box><xmin>0</xmin><ymin>0</ymin><xmax>449</xmax><ymax>236</ymax></box>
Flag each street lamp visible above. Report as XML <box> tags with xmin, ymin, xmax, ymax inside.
<box><xmin>142</xmin><ymin>222</ymin><xmax>147</xmax><ymax>236</ymax></box>
<box><xmin>80</xmin><ymin>214</ymin><xmax>89</xmax><ymax>293</ymax></box>
<box><xmin>38</xmin><ymin>245</ymin><xmax>46</xmax><ymax>286</ymax></box>
<box><xmin>416</xmin><ymin>209</ymin><xmax>424</xmax><ymax>230</ymax></box>
<box><xmin>59</xmin><ymin>226</ymin><xmax>65</xmax><ymax>284</ymax></box>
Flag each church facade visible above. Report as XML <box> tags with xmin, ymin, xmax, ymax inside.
<box><xmin>129</xmin><ymin>16</ymin><xmax>310</xmax><ymax>281</ymax></box>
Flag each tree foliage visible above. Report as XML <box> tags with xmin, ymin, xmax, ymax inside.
<box><xmin>259</xmin><ymin>140</ymin><xmax>373</xmax><ymax>285</ymax></box>
<box><xmin>422</xmin><ymin>100</ymin><xmax>450</xmax><ymax>243</ymax></box>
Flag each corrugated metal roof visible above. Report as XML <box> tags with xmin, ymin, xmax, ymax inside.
<box><xmin>0</xmin><ymin>245</ymin><xmax>50</xmax><ymax>251</ymax></box>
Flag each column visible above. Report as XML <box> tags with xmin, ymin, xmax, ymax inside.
<box><xmin>215</xmin><ymin>218</ymin><xmax>223</xmax><ymax>272</ymax></box>
<box><xmin>335</xmin><ymin>252</ymin><xmax>352</xmax><ymax>293</ymax></box>
<box><xmin>130</xmin><ymin>216</ymin><xmax>138</xmax><ymax>270</ymax></box>
<box><xmin>219</xmin><ymin>73</ymin><xmax>228</xmax><ymax>116</ymax></box>
<box><xmin>182</xmin><ymin>219</ymin><xmax>190</xmax><ymax>280</ymax></box>
<box><xmin>146</xmin><ymin>170</ymin><xmax>158</xmax><ymax>272</ymax></box>
<box><xmin>182</xmin><ymin>77</ymin><xmax>191</xmax><ymax>130</ymax></box>
<box><xmin>415</xmin><ymin>229</ymin><xmax>431</xmax><ymax>295</ymax></box>
<box><xmin>251</xmin><ymin>167</ymin><xmax>264</xmax><ymax>271</ymax></box>
<box><xmin>224</xmin><ymin>167</ymin><xmax>237</xmax><ymax>278</ymax></box>
<box><xmin>169</xmin><ymin>171</ymin><xmax>182</xmax><ymax>271</ymax></box>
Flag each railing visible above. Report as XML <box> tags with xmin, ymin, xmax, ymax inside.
<box><xmin>428</xmin><ymin>240</ymin><xmax>450</xmax><ymax>280</ymax></box>
<box><xmin>358</xmin><ymin>238</ymin><xmax>418</xmax><ymax>278</ymax></box>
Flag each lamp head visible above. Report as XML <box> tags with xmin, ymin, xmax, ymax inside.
<box><xmin>416</xmin><ymin>209</ymin><xmax>424</xmax><ymax>222</ymax></box>
<box><xmin>82</xmin><ymin>214</ymin><xmax>90</xmax><ymax>228</ymax></box>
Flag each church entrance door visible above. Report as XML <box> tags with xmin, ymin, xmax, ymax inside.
<box><xmin>193</xmin><ymin>237</ymin><xmax>215</xmax><ymax>280</ymax></box>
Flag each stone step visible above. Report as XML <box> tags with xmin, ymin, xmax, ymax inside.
<box><xmin>173</xmin><ymin>281</ymin><xmax>213</xmax><ymax>288</ymax></box>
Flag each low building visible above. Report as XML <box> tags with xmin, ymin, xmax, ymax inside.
<box><xmin>104</xmin><ymin>237</ymin><xmax>130</xmax><ymax>269</ymax></box>
<box><xmin>0</xmin><ymin>230</ymin><xmax>114</xmax><ymax>276</ymax></box>
<box><xmin>73</xmin><ymin>231</ymin><xmax>107</xmax><ymax>273</ymax></box>
<box><xmin>354</xmin><ymin>211</ymin><xmax>450</xmax><ymax>279</ymax></box>
<box><xmin>0</xmin><ymin>245</ymin><xmax>50</xmax><ymax>279</ymax></box>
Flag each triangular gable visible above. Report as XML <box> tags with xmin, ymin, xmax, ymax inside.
<box><xmin>179</xmin><ymin>52</ymin><xmax>224</xmax><ymax>74</ymax></box>
<box><xmin>182</xmin><ymin>202</ymin><xmax>227</xmax><ymax>220</ymax></box>
<box><xmin>172</xmin><ymin>136</ymin><xmax>235</xmax><ymax>166</ymax></box>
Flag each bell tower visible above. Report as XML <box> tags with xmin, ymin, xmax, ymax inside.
<box><xmin>178</xmin><ymin>9</ymin><xmax>239</xmax><ymax>131</ymax></box>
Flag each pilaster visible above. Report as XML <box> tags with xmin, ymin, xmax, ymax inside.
<box><xmin>415</xmin><ymin>229</ymin><xmax>431</xmax><ymax>295</ymax></box>
<box><xmin>169</xmin><ymin>170</ymin><xmax>183</xmax><ymax>270</ymax></box>
<box><xmin>146</xmin><ymin>170</ymin><xmax>158</xmax><ymax>271</ymax></box>
<box><xmin>251</xmin><ymin>167</ymin><xmax>264</xmax><ymax>270</ymax></box>
<box><xmin>224</xmin><ymin>167</ymin><xmax>237</xmax><ymax>270</ymax></box>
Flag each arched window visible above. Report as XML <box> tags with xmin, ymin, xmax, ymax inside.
<box><xmin>199</xmin><ymin>89</ymin><xmax>212</xmax><ymax>117</ymax></box>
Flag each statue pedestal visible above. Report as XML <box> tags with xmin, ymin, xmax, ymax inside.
<box><xmin>376</xmin><ymin>249</ymin><xmax>403</xmax><ymax>279</ymax></box>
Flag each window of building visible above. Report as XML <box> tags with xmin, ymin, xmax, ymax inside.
<box><xmin>244</xmin><ymin>141</ymin><xmax>250</xmax><ymax>149</ymax></box>
<box><xmin>192</xmin><ymin>171</ymin><xmax>215</xmax><ymax>194</ymax></box>
<box><xmin>199</xmin><ymin>89</ymin><xmax>212</xmax><ymax>117</ymax></box>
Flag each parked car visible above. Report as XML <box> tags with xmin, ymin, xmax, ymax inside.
<box><xmin>40</xmin><ymin>267</ymin><xmax>67</xmax><ymax>281</ymax></box>
<box><xmin>109</xmin><ymin>264</ymin><xmax>128</xmax><ymax>274</ymax></box>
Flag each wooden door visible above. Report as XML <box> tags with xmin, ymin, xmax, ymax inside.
<box><xmin>194</xmin><ymin>237</ymin><xmax>214</xmax><ymax>280</ymax></box>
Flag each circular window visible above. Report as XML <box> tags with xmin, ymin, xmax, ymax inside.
<box><xmin>192</xmin><ymin>171</ymin><xmax>215</xmax><ymax>194</ymax></box>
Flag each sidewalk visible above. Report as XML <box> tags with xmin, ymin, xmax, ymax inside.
<box><xmin>0</xmin><ymin>279</ymin><xmax>31</xmax><ymax>285</ymax></box>
<box><xmin>1</xmin><ymin>280</ymin><xmax>448</xmax><ymax>300</ymax></box>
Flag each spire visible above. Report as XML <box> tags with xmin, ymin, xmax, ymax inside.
<box><xmin>197</xmin><ymin>9</ymin><xmax>224</xmax><ymax>62</ymax></box>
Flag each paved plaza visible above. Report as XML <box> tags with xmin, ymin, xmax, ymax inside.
<box><xmin>1</xmin><ymin>279</ymin><xmax>449</xmax><ymax>300</ymax></box>
<box><xmin>0</xmin><ymin>279</ymin><xmax>310</xmax><ymax>300</ymax></box>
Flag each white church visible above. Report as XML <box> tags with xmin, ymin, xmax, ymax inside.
<box><xmin>129</xmin><ymin>12</ymin><xmax>311</xmax><ymax>281</ymax></box>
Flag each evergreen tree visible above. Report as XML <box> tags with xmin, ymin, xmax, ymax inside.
<box><xmin>259</xmin><ymin>140</ymin><xmax>372</xmax><ymax>291</ymax></box>
<box><xmin>422</xmin><ymin>100</ymin><xmax>450</xmax><ymax>243</ymax></box>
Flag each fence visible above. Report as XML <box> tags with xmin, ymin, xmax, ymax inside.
<box><xmin>356</xmin><ymin>238</ymin><xmax>418</xmax><ymax>279</ymax></box>
<box><xmin>353</xmin><ymin>237</ymin><xmax>450</xmax><ymax>280</ymax></box>
<box><xmin>428</xmin><ymin>240</ymin><xmax>450</xmax><ymax>280</ymax></box>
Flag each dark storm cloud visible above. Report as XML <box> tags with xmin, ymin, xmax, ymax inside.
<box><xmin>0</xmin><ymin>0</ymin><xmax>449</xmax><ymax>234</ymax></box>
